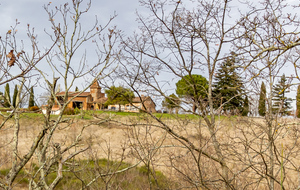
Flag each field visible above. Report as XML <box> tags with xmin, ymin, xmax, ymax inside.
<box><xmin>1</xmin><ymin>111</ymin><xmax>300</xmax><ymax>189</ymax></box>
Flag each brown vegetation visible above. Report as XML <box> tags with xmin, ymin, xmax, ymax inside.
<box><xmin>1</xmin><ymin>114</ymin><xmax>300</xmax><ymax>189</ymax></box>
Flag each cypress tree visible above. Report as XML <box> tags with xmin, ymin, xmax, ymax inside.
<box><xmin>12</xmin><ymin>85</ymin><xmax>18</xmax><ymax>108</ymax></box>
<box><xmin>272</xmin><ymin>74</ymin><xmax>292</xmax><ymax>116</ymax></box>
<box><xmin>0</xmin><ymin>92</ymin><xmax>4</xmax><ymax>105</ymax></box>
<box><xmin>3</xmin><ymin>83</ymin><xmax>11</xmax><ymax>108</ymax></box>
<box><xmin>213</xmin><ymin>52</ymin><xmax>245</xmax><ymax>114</ymax></box>
<box><xmin>241</xmin><ymin>95</ymin><xmax>249</xmax><ymax>116</ymax></box>
<box><xmin>28</xmin><ymin>87</ymin><xmax>35</xmax><ymax>108</ymax></box>
<box><xmin>258</xmin><ymin>82</ymin><xmax>266</xmax><ymax>116</ymax></box>
<box><xmin>297</xmin><ymin>85</ymin><xmax>300</xmax><ymax>118</ymax></box>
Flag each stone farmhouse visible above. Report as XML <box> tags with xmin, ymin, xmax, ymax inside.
<box><xmin>107</xmin><ymin>95</ymin><xmax>156</xmax><ymax>113</ymax></box>
<box><xmin>44</xmin><ymin>81</ymin><xmax>156</xmax><ymax>114</ymax></box>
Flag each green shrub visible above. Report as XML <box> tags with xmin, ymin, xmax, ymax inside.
<box><xmin>63</xmin><ymin>107</ymin><xmax>75</xmax><ymax>115</ymax></box>
<box><xmin>74</xmin><ymin>107</ymin><xmax>80</xmax><ymax>115</ymax></box>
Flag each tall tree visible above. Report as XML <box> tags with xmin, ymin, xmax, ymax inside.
<box><xmin>213</xmin><ymin>52</ymin><xmax>245</xmax><ymax>115</ymax></box>
<box><xmin>12</xmin><ymin>85</ymin><xmax>18</xmax><ymax>108</ymax></box>
<box><xmin>176</xmin><ymin>74</ymin><xmax>208</xmax><ymax>112</ymax></box>
<box><xmin>297</xmin><ymin>85</ymin><xmax>300</xmax><ymax>118</ymax></box>
<box><xmin>28</xmin><ymin>87</ymin><xmax>35</xmax><ymax>108</ymax></box>
<box><xmin>0</xmin><ymin>92</ymin><xmax>4</xmax><ymax>105</ymax></box>
<box><xmin>258</xmin><ymin>82</ymin><xmax>267</xmax><ymax>116</ymax></box>
<box><xmin>0</xmin><ymin>1</ymin><xmax>122</xmax><ymax>189</ymax></box>
<box><xmin>3</xmin><ymin>83</ymin><xmax>11</xmax><ymax>108</ymax></box>
<box><xmin>162</xmin><ymin>93</ymin><xmax>181</xmax><ymax>114</ymax></box>
<box><xmin>105</xmin><ymin>86</ymin><xmax>135</xmax><ymax>112</ymax></box>
<box><xmin>118</xmin><ymin>0</ymin><xmax>300</xmax><ymax>188</ymax></box>
<box><xmin>241</xmin><ymin>95</ymin><xmax>249</xmax><ymax>116</ymax></box>
<box><xmin>272</xmin><ymin>74</ymin><xmax>292</xmax><ymax>116</ymax></box>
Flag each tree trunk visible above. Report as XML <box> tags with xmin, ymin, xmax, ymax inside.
<box><xmin>192</xmin><ymin>104</ymin><xmax>197</xmax><ymax>112</ymax></box>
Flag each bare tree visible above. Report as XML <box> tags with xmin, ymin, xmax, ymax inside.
<box><xmin>0</xmin><ymin>12</ymin><xmax>58</xmax><ymax>190</ymax></box>
<box><xmin>0</xmin><ymin>1</ymin><xmax>128</xmax><ymax>189</ymax></box>
<box><xmin>116</xmin><ymin>0</ymin><xmax>300</xmax><ymax>189</ymax></box>
<box><xmin>2</xmin><ymin>0</ymin><xmax>300</xmax><ymax>189</ymax></box>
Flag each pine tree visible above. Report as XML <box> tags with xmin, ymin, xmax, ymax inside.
<box><xmin>258</xmin><ymin>82</ymin><xmax>266</xmax><ymax>116</ymax></box>
<box><xmin>176</xmin><ymin>74</ymin><xmax>208</xmax><ymax>112</ymax></box>
<box><xmin>272</xmin><ymin>74</ymin><xmax>292</xmax><ymax>116</ymax></box>
<box><xmin>296</xmin><ymin>85</ymin><xmax>300</xmax><ymax>118</ymax></box>
<box><xmin>213</xmin><ymin>52</ymin><xmax>245</xmax><ymax>114</ymax></box>
<box><xmin>12</xmin><ymin>85</ymin><xmax>18</xmax><ymax>108</ymax></box>
<box><xmin>241</xmin><ymin>95</ymin><xmax>249</xmax><ymax>116</ymax></box>
<box><xmin>28</xmin><ymin>87</ymin><xmax>35</xmax><ymax>108</ymax></box>
<box><xmin>3</xmin><ymin>83</ymin><xmax>11</xmax><ymax>108</ymax></box>
<box><xmin>0</xmin><ymin>92</ymin><xmax>4</xmax><ymax>105</ymax></box>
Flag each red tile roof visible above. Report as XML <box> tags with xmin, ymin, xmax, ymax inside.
<box><xmin>94</xmin><ymin>97</ymin><xmax>108</xmax><ymax>104</ymax></box>
<box><xmin>132</xmin><ymin>96</ymin><xmax>151</xmax><ymax>103</ymax></box>
<box><xmin>56</xmin><ymin>91</ymin><xmax>91</xmax><ymax>97</ymax></box>
<box><xmin>93</xmin><ymin>96</ymin><xmax>154</xmax><ymax>104</ymax></box>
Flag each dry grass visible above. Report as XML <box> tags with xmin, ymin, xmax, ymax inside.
<box><xmin>1</xmin><ymin>113</ymin><xmax>300</xmax><ymax>189</ymax></box>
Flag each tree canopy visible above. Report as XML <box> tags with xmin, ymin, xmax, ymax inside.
<box><xmin>258</xmin><ymin>82</ymin><xmax>266</xmax><ymax>116</ymax></box>
<box><xmin>4</xmin><ymin>83</ymin><xmax>11</xmax><ymax>108</ymax></box>
<box><xmin>213</xmin><ymin>53</ymin><xmax>245</xmax><ymax>114</ymax></box>
<box><xmin>12</xmin><ymin>85</ymin><xmax>18</xmax><ymax>108</ymax></box>
<box><xmin>28</xmin><ymin>87</ymin><xmax>35</xmax><ymax>108</ymax></box>
<box><xmin>272</xmin><ymin>74</ymin><xmax>292</xmax><ymax>116</ymax></box>
<box><xmin>0</xmin><ymin>92</ymin><xmax>4</xmax><ymax>106</ymax></box>
<box><xmin>105</xmin><ymin>86</ymin><xmax>135</xmax><ymax>111</ymax></box>
<box><xmin>241</xmin><ymin>95</ymin><xmax>249</xmax><ymax>116</ymax></box>
<box><xmin>176</xmin><ymin>74</ymin><xmax>208</xmax><ymax>112</ymax></box>
<box><xmin>162</xmin><ymin>93</ymin><xmax>181</xmax><ymax>114</ymax></box>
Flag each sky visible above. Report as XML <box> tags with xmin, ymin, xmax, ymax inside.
<box><xmin>0</xmin><ymin>0</ymin><xmax>143</xmax><ymax>102</ymax></box>
<box><xmin>0</xmin><ymin>0</ymin><xmax>141</xmax><ymax>33</ymax></box>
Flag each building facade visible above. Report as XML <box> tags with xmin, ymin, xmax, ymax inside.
<box><xmin>107</xmin><ymin>95</ymin><xmax>156</xmax><ymax>113</ymax></box>
<box><xmin>44</xmin><ymin>81</ymin><xmax>156</xmax><ymax>114</ymax></box>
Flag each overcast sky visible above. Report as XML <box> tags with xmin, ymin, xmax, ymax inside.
<box><xmin>0</xmin><ymin>0</ymin><xmax>141</xmax><ymax>33</ymax></box>
<box><xmin>0</xmin><ymin>0</ymin><xmax>143</xmax><ymax>96</ymax></box>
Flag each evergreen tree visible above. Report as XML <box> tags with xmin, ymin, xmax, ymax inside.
<box><xmin>12</xmin><ymin>85</ymin><xmax>18</xmax><ymax>108</ymax></box>
<box><xmin>0</xmin><ymin>92</ymin><xmax>4</xmax><ymax>104</ymax></box>
<box><xmin>3</xmin><ymin>83</ymin><xmax>11</xmax><ymax>108</ymax></box>
<box><xmin>176</xmin><ymin>74</ymin><xmax>208</xmax><ymax>112</ymax></box>
<box><xmin>105</xmin><ymin>86</ymin><xmax>135</xmax><ymax>112</ymax></box>
<box><xmin>258</xmin><ymin>82</ymin><xmax>266</xmax><ymax>116</ymax></box>
<box><xmin>75</xmin><ymin>86</ymin><xmax>79</xmax><ymax>92</ymax></box>
<box><xmin>162</xmin><ymin>93</ymin><xmax>181</xmax><ymax>114</ymax></box>
<box><xmin>28</xmin><ymin>87</ymin><xmax>35</xmax><ymax>108</ymax></box>
<box><xmin>297</xmin><ymin>85</ymin><xmax>300</xmax><ymax>118</ymax></box>
<box><xmin>272</xmin><ymin>74</ymin><xmax>292</xmax><ymax>116</ymax></box>
<box><xmin>213</xmin><ymin>52</ymin><xmax>245</xmax><ymax>114</ymax></box>
<box><xmin>241</xmin><ymin>95</ymin><xmax>249</xmax><ymax>116</ymax></box>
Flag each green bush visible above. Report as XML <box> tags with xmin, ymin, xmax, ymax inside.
<box><xmin>63</xmin><ymin>107</ymin><xmax>75</xmax><ymax>115</ymax></box>
<box><xmin>74</xmin><ymin>107</ymin><xmax>80</xmax><ymax>115</ymax></box>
